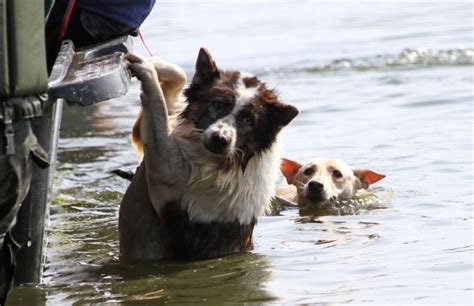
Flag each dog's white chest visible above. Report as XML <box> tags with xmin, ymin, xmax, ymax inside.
<box><xmin>181</xmin><ymin>146</ymin><xmax>280</xmax><ymax>224</ymax></box>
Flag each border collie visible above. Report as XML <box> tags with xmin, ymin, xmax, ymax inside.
<box><xmin>119</xmin><ymin>48</ymin><xmax>298</xmax><ymax>261</ymax></box>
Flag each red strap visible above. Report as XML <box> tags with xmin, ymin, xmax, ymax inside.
<box><xmin>138</xmin><ymin>30</ymin><xmax>154</xmax><ymax>57</ymax></box>
<box><xmin>57</xmin><ymin>0</ymin><xmax>77</xmax><ymax>46</ymax></box>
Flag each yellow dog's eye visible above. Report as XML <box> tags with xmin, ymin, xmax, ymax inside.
<box><xmin>303</xmin><ymin>167</ymin><xmax>314</xmax><ymax>176</ymax></box>
<box><xmin>333</xmin><ymin>170</ymin><xmax>343</xmax><ymax>179</ymax></box>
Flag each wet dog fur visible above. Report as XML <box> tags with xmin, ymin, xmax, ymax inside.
<box><xmin>119</xmin><ymin>49</ymin><xmax>298</xmax><ymax>261</ymax></box>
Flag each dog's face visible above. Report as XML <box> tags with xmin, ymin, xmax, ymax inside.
<box><xmin>281</xmin><ymin>157</ymin><xmax>385</xmax><ymax>206</ymax></box>
<box><xmin>181</xmin><ymin>48</ymin><xmax>299</xmax><ymax>169</ymax></box>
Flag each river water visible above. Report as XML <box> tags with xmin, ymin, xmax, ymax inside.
<box><xmin>8</xmin><ymin>1</ymin><xmax>473</xmax><ymax>305</ymax></box>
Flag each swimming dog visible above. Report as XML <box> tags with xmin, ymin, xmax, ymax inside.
<box><xmin>279</xmin><ymin>157</ymin><xmax>385</xmax><ymax>206</ymax></box>
<box><xmin>119</xmin><ymin>49</ymin><xmax>299</xmax><ymax>261</ymax></box>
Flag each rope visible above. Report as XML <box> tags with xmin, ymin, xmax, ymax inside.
<box><xmin>138</xmin><ymin>30</ymin><xmax>154</xmax><ymax>57</ymax></box>
<box><xmin>57</xmin><ymin>0</ymin><xmax>77</xmax><ymax>46</ymax></box>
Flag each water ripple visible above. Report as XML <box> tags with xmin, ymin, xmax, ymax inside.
<box><xmin>398</xmin><ymin>95</ymin><xmax>473</xmax><ymax>109</ymax></box>
<box><xmin>304</xmin><ymin>47</ymin><xmax>473</xmax><ymax>73</ymax></box>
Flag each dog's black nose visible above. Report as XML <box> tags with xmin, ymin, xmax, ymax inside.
<box><xmin>306</xmin><ymin>181</ymin><xmax>325</xmax><ymax>203</ymax></box>
<box><xmin>308</xmin><ymin>181</ymin><xmax>324</xmax><ymax>192</ymax></box>
<box><xmin>206</xmin><ymin>132</ymin><xmax>230</xmax><ymax>154</ymax></box>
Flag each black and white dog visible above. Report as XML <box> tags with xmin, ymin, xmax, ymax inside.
<box><xmin>119</xmin><ymin>49</ymin><xmax>298</xmax><ymax>261</ymax></box>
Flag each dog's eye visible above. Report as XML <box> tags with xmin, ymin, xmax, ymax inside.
<box><xmin>303</xmin><ymin>168</ymin><xmax>314</xmax><ymax>176</ymax></box>
<box><xmin>212</xmin><ymin>101</ymin><xmax>225</xmax><ymax>110</ymax></box>
<box><xmin>238</xmin><ymin>113</ymin><xmax>254</xmax><ymax>125</ymax></box>
<box><xmin>211</xmin><ymin>100</ymin><xmax>231</xmax><ymax>115</ymax></box>
<box><xmin>333</xmin><ymin>170</ymin><xmax>343</xmax><ymax>179</ymax></box>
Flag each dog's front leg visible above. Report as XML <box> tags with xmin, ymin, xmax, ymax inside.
<box><xmin>127</xmin><ymin>53</ymin><xmax>187</xmax><ymax>186</ymax></box>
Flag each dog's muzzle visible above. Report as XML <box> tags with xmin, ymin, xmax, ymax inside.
<box><xmin>205</xmin><ymin>132</ymin><xmax>231</xmax><ymax>155</ymax></box>
<box><xmin>204</xmin><ymin>122</ymin><xmax>236</xmax><ymax>155</ymax></box>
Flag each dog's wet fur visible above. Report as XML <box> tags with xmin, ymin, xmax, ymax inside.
<box><xmin>119</xmin><ymin>49</ymin><xmax>298</xmax><ymax>261</ymax></box>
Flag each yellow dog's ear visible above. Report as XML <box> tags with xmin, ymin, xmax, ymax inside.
<box><xmin>353</xmin><ymin>169</ymin><xmax>386</xmax><ymax>189</ymax></box>
<box><xmin>280</xmin><ymin>158</ymin><xmax>303</xmax><ymax>184</ymax></box>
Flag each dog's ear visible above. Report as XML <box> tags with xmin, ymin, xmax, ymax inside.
<box><xmin>281</xmin><ymin>158</ymin><xmax>303</xmax><ymax>184</ymax></box>
<box><xmin>193</xmin><ymin>48</ymin><xmax>219</xmax><ymax>84</ymax></box>
<box><xmin>353</xmin><ymin>169</ymin><xmax>385</xmax><ymax>189</ymax></box>
<box><xmin>268</xmin><ymin>102</ymin><xmax>299</xmax><ymax>127</ymax></box>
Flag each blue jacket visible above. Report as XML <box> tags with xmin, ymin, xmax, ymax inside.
<box><xmin>59</xmin><ymin>0</ymin><xmax>156</xmax><ymax>28</ymax></box>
